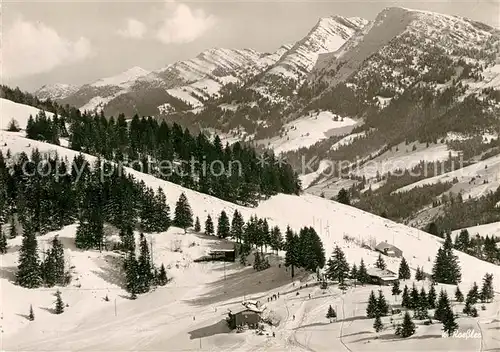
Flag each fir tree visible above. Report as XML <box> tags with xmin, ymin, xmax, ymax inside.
<box><xmin>375</xmin><ymin>253</ymin><xmax>386</xmax><ymax>270</ymax></box>
<box><xmin>173</xmin><ymin>193</ymin><xmax>193</xmax><ymax>233</ymax></box>
<box><xmin>0</xmin><ymin>224</ymin><xmax>7</xmax><ymax>254</ymax></box>
<box><xmin>284</xmin><ymin>226</ymin><xmax>300</xmax><ymax>278</ymax></box>
<box><xmin>480</xmin><ymin>273</ymin><xmax>494</xmax><ymax>303</ymax></box>
<box><xmin>326</xmin><ymin>305</ymin><xmax>337</xmax><ymax>322</ymax></box>
<box><xmin>435</xmin><ymin>290</ymin><xmax>450</xmax><ymax>321</ymax></box>
<box><xmin>216</xmin><ymin>211</ymin><xmax>230</xmax><ymax>239</ymax></box>
<box><xmin>205</xmin><ymin>215</ymin><xmax>214</xmax><ymax>236</ymax></box>
<box><xmin>297</xmin><ymin>227</ymin><xmax>325</xmax><ymax>272</ymax></box>
<box><xmin>377</xmin><ymin>290</ymin><xmax>389</xmax><ymax>316</ymax></box>
<box><xmin>409</xmin><ymin>284</ymin><xmax>420</xmax><ymax>309</ymax></box>
<box><xmin>231</xmin><ymin>210</ymin><xmax>244</xmax><ymax>243</ymax></box>
<box><xmin>398</xmin><ymin>257</ymin><xmax>411</xmax><ymax>280</ymax></box>
<box><xmin>415</xmin><ymin>266</ymin><xmax>425</xmax><ymax>281</ymax></box>
<box><xmin>326</xmin><ymin>246</ymin><xmax>350</xmax><ymax>284</ymax></box>
<box><xmin>400</xmin><ymin>311</ymin><xmax>416</xmax><ymax>337</ymax></box>
<box><xmin>466</xmin><ymin>282</ymin><xmax>480</xmax><ymax>305</ymax></box>
<box><xmin>392</xmin><ymin>280</ymin><xmax>402</xmax><ymax>298</ymax></box>
<box><xmin>28</xmin><ymin>304</ymin><xmax>34</xmax><ymax>321</ymax></box>
<box><xmin>48</xmin><ymin>235</ymin><xmax>66</xmax><ymax>286</ymax></box>
<box><xmin>428</xmin><ymin>285</ymin><xmax>437</xmax><ymax>309</ymax></box>
<box><xmin>367</xmin><ymin>290</ymin><xmax>378</xmax><ymax>318</ymax></box>
<box><xmin>373</xmin><ymin>315</ymin><xmax>383</xmax><ymax>333</ymax></box>
<box><xmin>350</xmin><ymin>263</ymin><xmax>358</xmax><ymax>281</ymax></box>
<box><xmin>402</xmin><ymin>285</ymin><xmax>410</xmax><ymax>308</ymax></box>
<box><xmin>194</xmin><ymin>217</ymin><xmax>201</xmax><ymax>232</ymax></box>
<box><xmin>7</xmin><ymin>118</ymin><xmax>20</xmax><ymax>132</ymax></box>
<box><xmin>419</xmin><ymin>287</ymin><xmax>428</xmax><ymax>310</ymax></box>
<box><xmin>442</xmin><ymin>306</ymin><xmax>459</xmax><ymax>337</ymax></box>
<box><xmin>16</xmin><ymin>221</ymin><xmax>42</xmax><ymax>288</ymax></box>
<box><xmin>270</xmin><ymin>226</ymin><xmax>283</xmax><ymax>254</ymax></box>
<box><xmin>336</xmin><ymin>188</ymin><xmax>351</xmax><ymax>205</ymax></box>
<box><xmin>158</xmin><ymin>264</ymin><xmax>168</xmax><ymax>286</ymax></box>
<box><xmin>119</xmin><ymin>225</ymin><xmax>135</xmax><ymax>252</ymax></box>
<box><xmin>137</xmin><ymin>234</ymin><xmax>153</xmax><ymax>293</ymax></box>
<box><xmin>357</xmin><ymin>259</ymin><xmax>369</xmax><ymax>285</ymax></box>
<box><xmin>455</xmin><ymin>286</ymin><xmax>464</xmax><ymax>302</ymax></box>
<box><xmin>432</xmin><ymin>232</ymin><xmax>461</xmax><ymax>284</ymax></box>
<box><xmin>54</xmin><ymin>290</ymin><xmax>64</xmax><ymax>314</ymax></box>
<box><xmin>124</xmin><ymin>250</ymin><xmax>140</xmax><ymax>296</ymax></box>
<box><xmin>9</xmin><ymin>220</ymin><xmax>17</xmax><ymax>239</ymax></box>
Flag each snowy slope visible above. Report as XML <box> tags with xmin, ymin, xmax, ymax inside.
<box><xmin>263</xmin><ymin>111</ymin><xmax>359</xmax><ymax>154</ymax></box>
<box><xmin>0</xmin><ymin>98</ymin><xmax>54</xmax><ymax>130</ymax></box>
<box><xmin>264</xmin><ymin>16</ymin><xmax>368</xmax><ymax>83</ymax></box>
<box><xmin>2</xmin><ymin>128</ymin><xmax>500</xmax><ymax>351</ymax></box>
<box><xmin>34</xmin><ymin>83</ymin><xmax>79</xmax><ymax>101</ymax></box>
<box><xmin>451</xmin><ymin>222</ymin><xmax>500</xmax><ymax>239</ymax></box>
<box><xmin>1</xmin><ymin>129</ymin><xmax>498</xmax><ymax>291</ymax></box>
<box><xmin>395</xmin><ymin>152</ymin><xmax>500</xmax><ymax>199</ymax></box>
<box><xmin>351</xmin><ymin>142</ymin><xmax>460</xmax><ymax>179</ymax></box>
<box><xmin>91</xmin><ymin>66</ymin><xmax>150</xmax><ymax>88</ymax></box>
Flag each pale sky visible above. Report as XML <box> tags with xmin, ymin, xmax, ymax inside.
<box><xmin>2</xmin><ymin>0</ymin><xmax>499</xmax><ymax>91</ymax></box>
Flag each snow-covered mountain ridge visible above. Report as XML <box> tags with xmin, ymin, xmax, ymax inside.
<box><xmin>35</xmin><ymin>15</ymin><xmax>368</xmax><ymax>116</ymax></box>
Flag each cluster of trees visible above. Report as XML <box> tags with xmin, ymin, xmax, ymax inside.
<box><xmin>461</xmin><ymin>273</ymin><xmax>495</xmax><ymax>316</ymax></box>
<box><xmin>394</xmin><ymin>283</ymin><xmax>458</xmax><ymax>336</ymax></box>
<box><xmin>284</xmin><ymin>226</ymin><xmax>325</xmax><ymax>277</ymax></box>
<box><xmin>201</xmin><ymin>211</ymin><xmax>283</xmax><ymax>259</ymax></box>
<box><xmin>0</xmin><ymin>149</ymin><xmax>175</xmax><ymax>247</ymax></box>
<box><xmin>16</xmin><ymin>222</ymin><xmax>69</xmax><ymax>289</ymax></box>
<box><xmin>431</xmin><ymin>233</ymin><xmax>462</xmax><ymax>285</ymax></box>
<box><xmin>400</xmin><ymin>283</ymin><xmax>436</xmax><ymax>318</ymax></box>
<box><xmin>431</xmin><ymin>187</ymin><xmax>500</xmax><ymax>238</ymax></box>
<box><xmin>62</xmin><ymin>113</ymin><xmax>300</xmax><ymax>206</ymax></box>
<box><xmin>25</xmin><ymin>110</ymin><xmax>68</xmax><ymax>144</ymax></box>
<box><xmin>0</xmin><ymin>85</ymin><xmax>76</xmax><ymax>117</ymax></box>
<box><xmin>73</xmin><ymin>158</ymin><xmax>173</xmax><ymax>251</ymax></box>
<box><xmin>123</xmin><ymin>233</ymin><xmax>169</xmax><ymax>298</ymax></box>
<box><xmin>453</xmin><ymin>229</ymin><xmax>499</xmax><ymax>264</ymax></box>
<box><xmin>0</xmin><ymin>149</ymin><xmax>186</xmax><ymax>293</ymax></box>
<box><xmin>324</xmin><ymin>246</ymin><xmax>371</xmax><ymax>289</ymax></box>
<box><xmin>367</xmin><ymin>289</ymin><xmax>389</xmax><ymax>318</ymax></box>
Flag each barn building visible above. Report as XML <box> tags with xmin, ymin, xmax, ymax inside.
<box><xmin>367</xmin><ymin>267</ymin><xmax>399</xmax><ymax>285</ymax></box>
<box><xmin>375</xmin><ymin>242</ymin><xmax>403</xmax><ymax>258</ymax></box>
<box><xmin>227</xmin><ymin>309</ymin><xmax>261</xmax><ymax>329</ymax></box>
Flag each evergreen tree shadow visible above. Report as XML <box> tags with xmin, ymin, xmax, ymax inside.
<box><xmin>90</xmin><ymin>255</ymin><xmax>126</xmax><ymax>289</ymax></box>
<box><xmin>188</xmin><ymin>319</ymin><xmax>231</xmax><ymax>339</ymax></box>
<box><xmin>6</xmin><ymin>245</ymin><xmax>21</xmax><ymax>254</ymax></box>
<box><xmin>293</xmin><ymin>321</ymin><xmax>332</xmax><ymax>330</ymax></box>
<box><xmin>341</xmin><ymin>330</ymin><xmax>372</xmax><ymax>338</ymax></box>
<box><xmin>16</xmin><ymin>313</ymin><xmax>31</xmax><ymax>321</ymax></box>
<box><xmin>0</xmin><ymin>266</ymin><xmax>17</xmax><ymax>282</ymax></box>
<box><xmin>192</xmin><ymin>233</ymin><xmax>235</xmax><ymax>251</ymax></box>
<box><xmin>58</xmin><ymin>236</ymin><xmax>81</xmax><ymax>251</ymax></box>
<box><xmin>39</xmin><ymin>306</ymin><xmax>57</xmax><ymax>314</ymax></box>
<box><xmin>187</xmin><ymin>265</ymin><xmax>297</xmax><ymax>307</ymax></box>
<box><xmin>338</xmin><ymin>315</ymin><xmax>371</xmax><ymax>323</ymax></box>
<box><xmin>351</xmin><ymin>332</ymin><xmax>397</xmax><ymax>343</ymax></box>
<box><xmin>406</xmin><ymin>334</ymin><xmax>442</xmax><ymax>340</ymax></box>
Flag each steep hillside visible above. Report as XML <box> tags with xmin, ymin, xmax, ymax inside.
<box><xmin>1</xmin><ymin>98</ymin><xmax>54</xmax><ymax>130</ymax></box>
<box><xmin>251</xmin><ymin>16</ymin><xmax>368</xmax><ymax>103</ymax></box>
<box><xmin>2</xmin><ymin>127</ymin><xmax>500</xmax><ymax>351</ymax></box>
<box><xmin>1</xmin><ymin>128</ymin><xmax>498</xmax><ymax>290</ymax></box>
<box><xmin>34</xmin><ymin>84</ymin><xmax>79</xmax><ymax>101</ymax></box>
<box><xmin>1</xmin><ymin>100</ymin><xmax>500</xmax><ymax>351</ymax></box>
<box><xmin>54</xmin><ymin>47</ymin><xmax>287</xmax><ymax>116</ymax></box>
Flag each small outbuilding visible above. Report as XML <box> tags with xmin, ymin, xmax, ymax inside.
<box><xmin>367</xmin><ymin>267</ymin><xmax>399</xmax><ymax>286</ymax></box>
<box><xmin>227</xmin><ymin>308</ymin><xmax>261</xmax><ymax>329</ymax></box>
<box><xmin>209</xmin><ymin>249</ymin><xmax>236</xmax><ymax>262</ymax></box>
<box><xmin>375</xmin><ymin>241</ymin><xmax>403</xmax><ymax>258</ymax></box>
